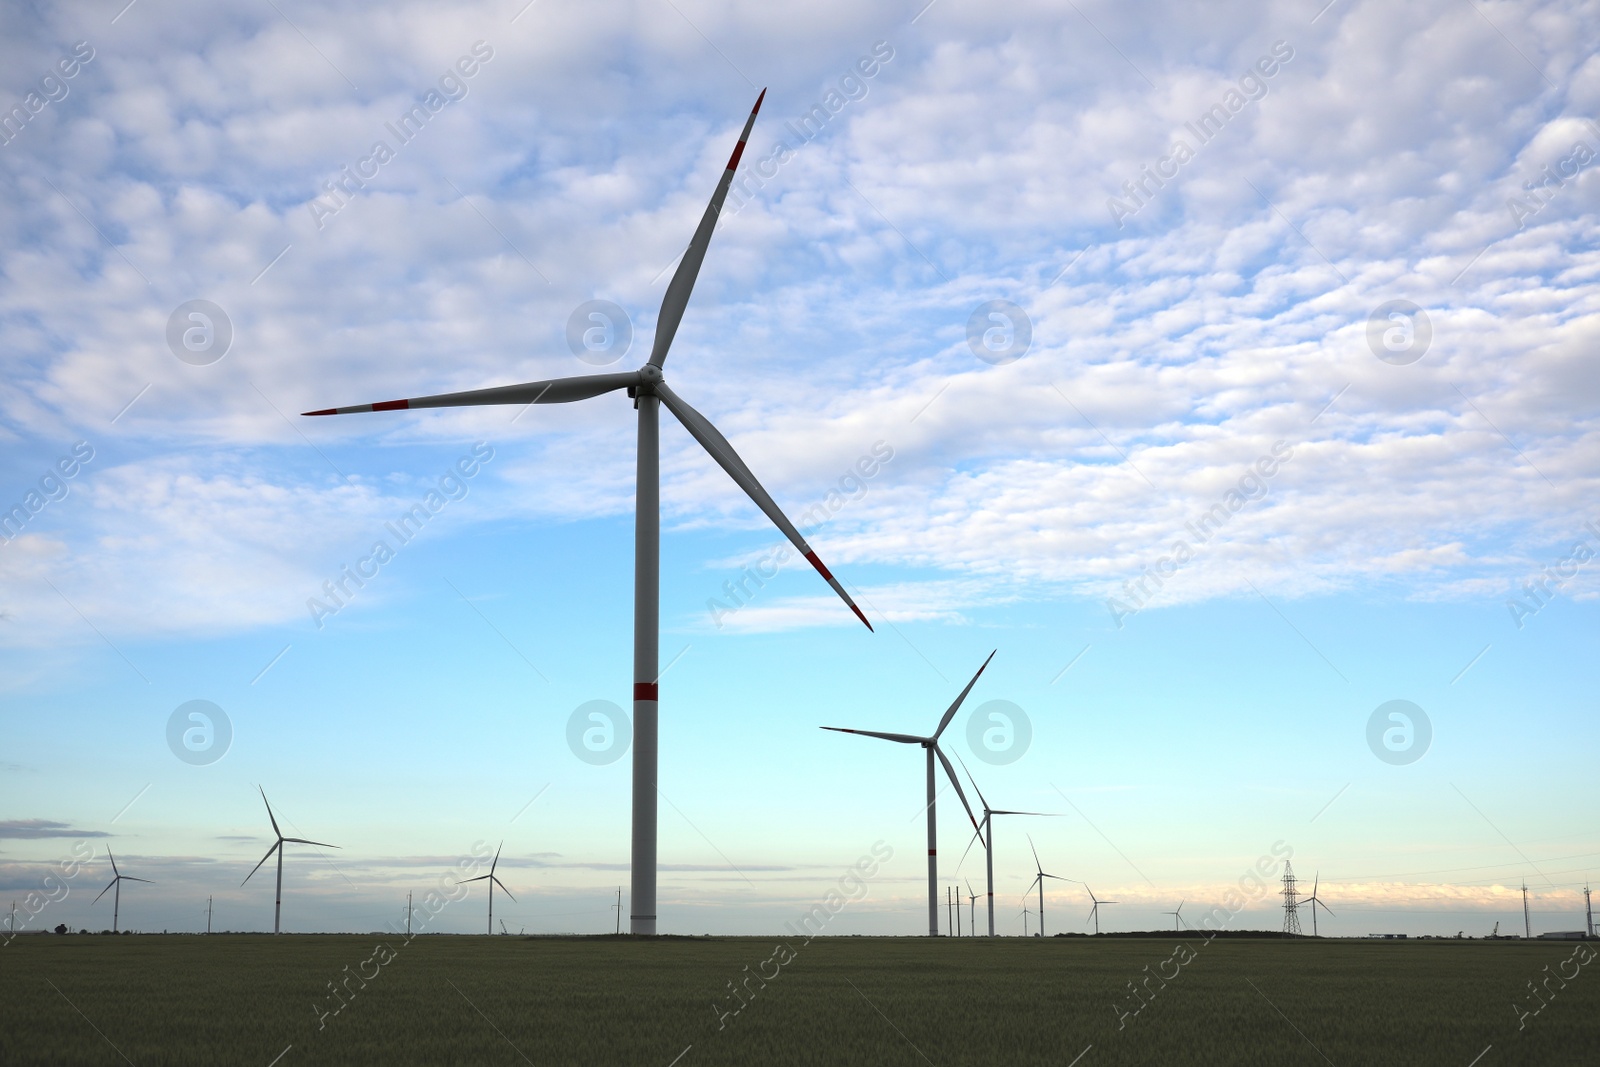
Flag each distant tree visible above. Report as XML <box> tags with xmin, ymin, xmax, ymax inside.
<box><xmin>54</xmin><ymin>923</ymin><xmax>67</xmax><ymax>935</ymax></box>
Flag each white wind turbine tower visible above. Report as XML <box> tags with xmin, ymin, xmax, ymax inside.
<box><xmin>1165</xmin><ymin>900</ymin><xmax>1186</xmax><ymax>931</ymax></box>
<box><xmin>822</xmin><ymin>653</ymin><xmax>992</xmax><ymax>936</ymax></box>
<box><xmin>242</xmin><ymin>787</ymin><xmax>339</xmax><ymax>934</ymax></box>
<box><xmin>1019</xmin><ymin>905</ymin><xmax>1033</xmax><ymax>937</ymax></box>
<box><xmin>955</xmin><ymin>751</ymin><xmax>1059</xmax><ymax>937</ymax></box>
<box><xmin>303</xmin><ymin>91</ymin><xmax>870</xmax><ymax>936</ymax></box>
<box><xmin>92</xmin><ymin>850</ymin><xmax>151</xmax><ymax>933</ymax></box>
<box><xmin>1084</xmin><ymin>884</ymin><xmax>1118</xmax><ymax>935</ymax></box>
<box><xmin>458</xmin><ymin>841</ymin><xmax>515</xmax><ymax>935</ymax></box>
<box><xmin>965</xmin><ymin>880</ymin><xmax>978</xmax><ymax>937</ymax></box>
<box><xmin>1301</xmin><ymin>873</ymin><xmax>1333</xmax><ymax>937</ymax></box>
<box><xmin>1021</xmin><ymin>835</ymin><xmax>1074</xmax><ymax>938</ymax></box>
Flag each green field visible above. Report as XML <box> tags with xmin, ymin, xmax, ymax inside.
<box><xmin>2</xmin><ymin>933</ymin><xmax>1594</xmax><ymax>1065</ymax></box>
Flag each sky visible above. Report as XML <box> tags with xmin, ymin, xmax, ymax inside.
<box><xmin>1</xmin><ymin>0</ymin><xmax>1597</xmax><ymax>940</ymax></box>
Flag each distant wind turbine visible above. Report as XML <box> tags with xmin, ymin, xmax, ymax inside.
<box><xmin>965</xmin><ymin>880</ymin><xmax>979</xmax><ymax>937</ymax></box>
<box><xmin>458</xmin><ymin>841</ymin><xmax>515</xmax><ymax>935</ymax></box>
<box><xmin>302</xmin><ymin>91</ymin><xmax>872</xmax><ymax>936</ymax></box>
<box><xmin>955</xmin><ymin>752</ymin><xmax>1060</xmax><ymax>936</ymax></box>
<box><xmin>1022</xmin><ymin>835</ymin><xmax>1074</xmax><ymax>938</ymax></box>
<box><xmin>1020</xmin><ymin>905</ymin><xmax>1033</xmax><ymax>937</ymax></box>
<box><xmin>1084</xmin><ymin>884</ymin><xmax>1118</xmax><ymax>935</ymax></box>
<box><xmin>242</xmin><ymin>787</ymin><xmax>339</xmax><ymax>934</ymax></box>
<box><xmin>92</xmin><ymin>850</ymin><xmax>151</xmax><ymax>932</ymax></box>
<box><xmin>822</xmin><ymin>652</ymin><xmax>992</xmax><ymax>935</ymax></box>
<box><xmin>1302</xmin><ymin>874</ymin><xmax>1334</xmax><ymax>937</ymax></box>
<box><xmin>1165</xmin><ymin>900</ymin><xmax>1187</xmax><ymax>931</ymax></box>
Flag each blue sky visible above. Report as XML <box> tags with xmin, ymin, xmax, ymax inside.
<box><xmin>1</xmin><ymin>0</ymin><xmax>1597</xmax><ymax>938</ymax></box>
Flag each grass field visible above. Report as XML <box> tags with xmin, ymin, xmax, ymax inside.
<box><xmin>2</xmin><ymin>933</ymin><xmax>1595</xmax><ymax>1065</ymax></box>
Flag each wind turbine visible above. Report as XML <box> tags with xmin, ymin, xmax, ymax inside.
<box><xmin>965</xmin><ymin>880</ymin><xmax>979</xmax><ymax>937</ymax></box>
<box><xmin>955</xmin><ymin>752</ymin><xmax>1060</xmax><ymax>937</ymax></box>
<box><xmin>1302</xmin><ymin>874</ymin><xmax>1334</xmax><ymax>937</ymax></box>
<box><xmin>1019</xmin><ymin>905</ymin><xmax>1033</xmax><ymax>937</ymax></box>
<box><xmin>1084</xmin><ymin>884</ymin><xmax>1118</xmax><ymax>935</ymax></box>
<box><xmin>822</xmin><ymin>652</ymin><xmax>992</xmax><ymax>936</ymax></box>
<box><xmin>1165</xmin><ymin>899</ymin><xmax>1187</xmax><ymax>931</ymax></box>
<box><xmin>242</xmin><ymin>787</ymin><xmax>339</xmax><ymax>934</ymax></box>
<box><xmin>92</xmin><ymin>850</ymin><xmax>151</xmax><ymax>932</ymax></box>
<box><xmin>1022</xmin><ymin>835</ymin><xmax>1074</xmax><ymax>938</ymax></box>
<box><xmin>458</xmin><ymin>841</ymin><xmax>515</xmax><ymax>936</ymax></box>
<box><xmin>302</xmin><ymin>91</ymin><xmax>870</xmax><ymax>937</ymax></box>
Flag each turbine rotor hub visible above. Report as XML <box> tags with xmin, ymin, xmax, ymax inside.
<box><xmin>638</xmin><ymin>364</ymin><xmax>663</xmax><ymax>387</ymax></box>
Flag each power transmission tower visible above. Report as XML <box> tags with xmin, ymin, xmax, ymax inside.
<box><xmin>1282</xmin><ymin>860</ymin><xmax>1302</xmax><ymax>936</ymax></box>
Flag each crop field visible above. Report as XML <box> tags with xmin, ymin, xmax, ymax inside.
<box><xmin>1</xmin><ymin>933</ymin><xmax>1594</xmax><ymax>1065</ymax></box>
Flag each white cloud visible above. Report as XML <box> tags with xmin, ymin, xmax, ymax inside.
<box><xmin>2</xmin><ymin>0</ymin><xmax>1598</xmax><ymax>644</ymax></box>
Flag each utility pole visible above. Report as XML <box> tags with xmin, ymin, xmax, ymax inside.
<box><xmin>206</xmin><ymin>896</ymin><xmax>212</xmax><ymax>935</ymax></box>
<box><xmin>1522</xmin><ymin>882</ymin><xmax>1532</xmax><ymax>939</ymax></box>
<box><xmin>956</xmin><ymin>888</ymin><xmax>962</xmax><ymax>937</ymax></box>
<box><xmin>1585</xmin><ymin>885</ymin><xmax>1593</xmax><ymax>940</ymax></box>
<box><xmin>946</xmin><ymin>886</ymin><xmax>953</xmax><ymax>936</ymax></box>
<box><xmin>614</xmin><ymin>887</ymin><xmax>622</xmax><ymax>935</ymax></box>
<box><xmin>407</xmin><ymin>892</ymin><xmax>412</xmax><ymax>938</ymax></box>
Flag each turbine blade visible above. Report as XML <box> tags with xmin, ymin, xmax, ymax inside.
<box><xmin>122</xmin><ymin>877</ymin><xmax>153</xmax><ymax>884</ymax></box>
<box><xmin>92</xmin><ymin>880</ymin><xmax>115</xmax><ymax>905</ymax></box>
<box><xmin>107</xmin><ymin>849</ymin><xmax>119</xmax><ymax>877</ymax></box>
<box><xmin>302</xmin><ymin>371</ymin><xmax>641</xmax><ymax>416</ymax></box>
<box><xmin>991</xmin><ymin>810</ymin><xmax>1061</xmax><ymax>817</ymax></box>
<box><xmin>492</xmin><ymin>875</ymin><xmax>516</xmax><ymax>903</ymax></box>
<box><xmin>282</xmin><ymin>839</ymin><xmax>339</xmax><ymax>849</ymax></box>
<box><xmin>1027</xmin><ymin>833</ymin><xmax>1043</xmax><ymax>873</ymax></box>
<box><xmin>934</xmin><ymin>744</ymin><xmax>980</xmax><ymax>832</ymax></box>
<box><xmin>492</xmin><ymin>840</ymin><xmax>503</xmax><ymax>877</ymax></box>
<box><xmin>655</xmin><ymin>382</ymin><xmax>871</xmax><ymax>630</ymax></box>
<box><xmin>820</xmin><ymin>727</ymin><xmax>925</xmax><ymax>744</ymax></box>
<box><xmin>953</xmin><ymin>750</ymin><xmax>990</xmax><ymax>814</ymax></box>
<box><xmin>648</xmin><ymin>89</ymin><xmax>765</xmax><ymax>368</ymax></box>
<box><xmin>457</xmin><ymin>875</ymin><xmax>492</xmax><ymax>884</ymax></box>
<box><xmin>258</xmin><ymin>787</ymin><xmax>282</xmax><ymax>840</ymax></box>
<box><xmin>933</xmin><ymin>651</ymin><xmax>996</xmax><ymax>741</ymax></box>
<box><xmin>956</xmin><ymin>823</ymin><xmax>985</xmax><ymax>871</ymax></box>
<box><xmin>242</xmin><ymin>842</ymin><xmax>280</xmax><ymax>886</ymax></box>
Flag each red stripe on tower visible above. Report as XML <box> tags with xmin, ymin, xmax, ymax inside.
<box><xmin>634</xmin><ymin>682</ymin><xmax>659</xmax><ymax>702</ymax></box>
<box><xmin>372</xmin><ymin>399</ymin><xmax>410</xmax><ymax>412</ymax></box>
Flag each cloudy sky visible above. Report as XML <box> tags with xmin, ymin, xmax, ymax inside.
<box><xmin>1</xmin><ymin>0</ymin><xmax>1596</xmax><ymax>938</ymax></box>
